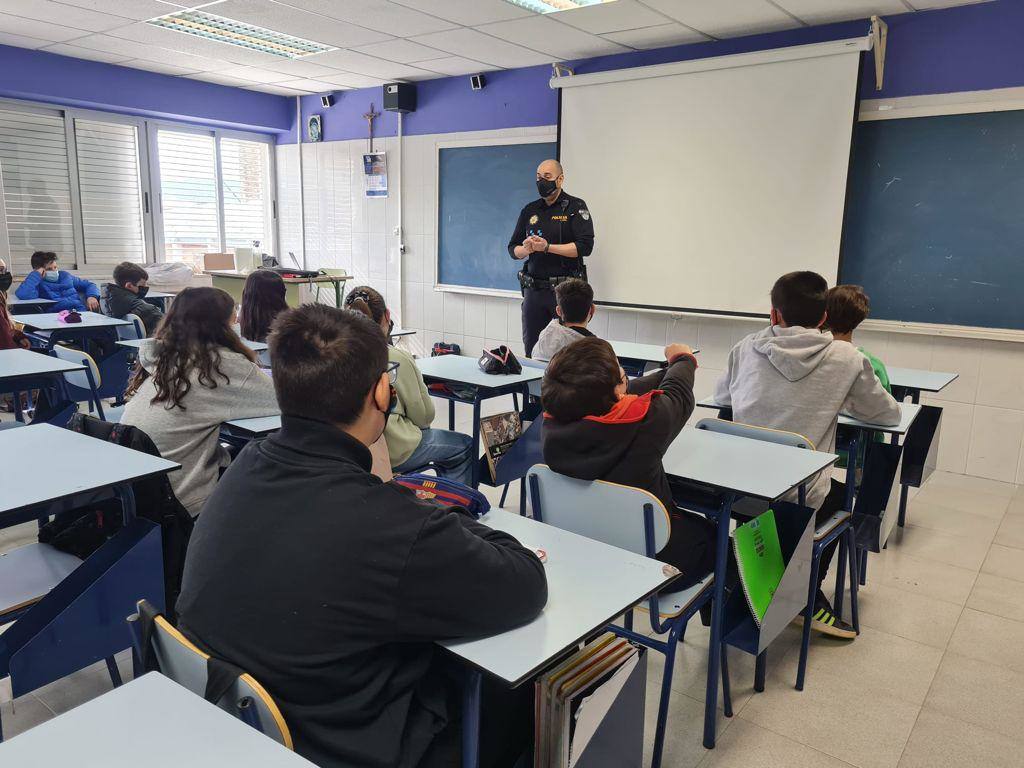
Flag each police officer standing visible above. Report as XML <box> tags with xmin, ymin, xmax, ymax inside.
<box><xmin>508</xmin><ymin>159</ymin><xmax>594</xmax><ymax>357</ymax></box>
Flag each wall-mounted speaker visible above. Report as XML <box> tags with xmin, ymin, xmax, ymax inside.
<box><xmin>470</xmin><ymin>74</ymin><xmax>486</xmax><ymax>91</ymax></box>
<box><xmin>320</xmin><ymin>94</ymin><xmax>334</xmax><ymax>108</ymax></box>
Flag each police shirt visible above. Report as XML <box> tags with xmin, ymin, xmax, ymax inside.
<box><xmin>507</xmin><ymin>190</ymin><xmax>595</xmax><ymax>280</ymax></box>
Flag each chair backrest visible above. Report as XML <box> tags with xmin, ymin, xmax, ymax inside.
<box><xmin>116</xmin><ymin>313</ymin><xmax>145</xmax><ymax>341</ymax></box>
<box><xmin>143</xmin><ymin>608</ymin><xmax>293</xmax><ymax>750</ymax></box>
<box><xmin>695</xmin><ymin>417</ymin><xmax>814</xmax><ymax>450</ymax></box>
<box><xmin>527</xmin><ymin>464</ymin><xmax>671</xmax><ymax>557</ymax></box>
<box><xmin>52</xmin><ymin>344</ymin><xmax>101</xmax><ymax>390</ymax></box>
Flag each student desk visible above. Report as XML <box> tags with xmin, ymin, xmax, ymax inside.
<box><xmin>610</xmin><ymin>340</ymin><xmax>700</xmax><ymax>375</ymax></box>
<box><xmin>221</xmin><ymin>414</ymin><xmax>280</xmax><ymax>442</ymax></box>
<box><xmin>0</xmin><ymin>673</ymin><xmax>316</xmax><ymax>767</ymax></box>
<box><xmin>0</xmin><ymin>348</ymin><xmax>84</xmax><ymax>422</ymax></box>
<box><xmin>441</xmin><ymin>508</ymin><xmax>678</xmax><ymax>768</ymax></box>
<box><xmin>206</xmin><ymin>269</ymin><xmax>350</xmax><ymax>308</ymax></box>
<box><xmin>418</xmin><ymin>354</ymin><xmax>545</xmax><ymax>487</ymax></box>
<box><xmin>390</xmin><ymin>328</ymin><xmax>416</xmax><ymax>341</ymax></box>
<box><xmin>143</xmin><ymin>290</ymin><xmax>173</xmax><ymax>311</ymax></box>
<box><xmin>19</xmin><ymin>311</ymin><xmax>129</xmax><ymax>352</ymax></box>
<box><xmin>117</xmin><ymin>337</ymin><xmax>268</xmax><ymax>353</ymax></box>
<box><xmin>886</xmin><ymin>367</ymin><xmax>958</xmax><ymax>404</ymax></box>
<box><xmin>662</xmin><ymin>428</ymin><xmax>838</xmax><ymax>749</ymax></box>
<box><xmin>7</xmin><ymin>295</ymin><xmax>55</xmax><ymax>314</ymax></box>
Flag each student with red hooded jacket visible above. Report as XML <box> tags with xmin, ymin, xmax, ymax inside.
<box><xmin>541</xmin><ymin>337</ymin><xmax>715</xmax><ymax>589</ymax></box>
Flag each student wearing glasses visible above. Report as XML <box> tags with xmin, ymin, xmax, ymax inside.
<box><xmin>345</xmin><ymin>286</ymin><xmax>475</xmax><ymax>486</ymax></box>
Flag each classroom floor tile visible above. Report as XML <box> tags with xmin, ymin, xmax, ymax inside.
<box><xmin>854</xmin><ymin>549</ymin><xmax>977</xmax><ymax>606</ymax></box>
<box><xmin>945</xmin><ymin>608</ymin><xmax>1024</xmax><ymax>675</ymax></box>
<box><xmin>981</xmin><ymin>543</ymin><xmax>1024</xmax><ymax>583</ymax></box>
<box><xmin>993</xmin><ymin>510</ymin><xmax>1024</xmax><ymax>550</ymax></box>
<box><xmin>897</xmin><ymin>708</ymin><xmax>1023</xmax><ymax>768</ymax></box>
<box><xmin>966</xmin><ymin>572</ymin><xmax>1024</xmax><ymax>623</ymax></box>
<box><xmin>889</xmin><ymin>522</ymin><xmax>993</xmax><ymax>571</ymax></box>
<box><xmin>696</xmin><ymin>717</ymin><xmax>853</xmax><ymax>768</ymax></box>
<box><xmin>901</xmin><ymin>497</ymin><xmax>1001</xmax><ymax>541</ymax></box>
<box><xmin>0</xmin><ymin>694</ymin><xmax>56</xmax><ymax>740</ymax></box>
<box><xmin>912</xmin><ymin>482</ymin><xmax>1012</xmax><ymax>520</ymax></box>
<box><xmin>846</xmin><ymin>580</ymin><xmax>964</xmax><ymax>649</ymax></box>
<box><xmin>923</xmin><ymin>653</ymin><xmax>1024</xmax><ymax>743</ymax></box>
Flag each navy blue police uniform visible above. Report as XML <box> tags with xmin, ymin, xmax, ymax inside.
<box><xmin>507</xmin><ymin>190</ymin><xmax>594</xmax><ymax>357</ymax></box>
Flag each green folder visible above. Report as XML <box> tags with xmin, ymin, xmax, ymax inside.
<box><xmin>732</xmin><ymin>510</ymin><xmax>785</xmax><ymax>627</ymax></box>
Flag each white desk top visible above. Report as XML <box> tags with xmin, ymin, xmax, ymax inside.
<box><xmin>696</xmin><ymin>397</ymin><xmax>921</xmax><ymax>436</ymax></box>
<box><xmin>390</xmin><ymin>328</ymin><xmax>416</xmax><ymax>338</ymax></box>
<box><xmin>417</xmin><ymin>353</ymin><xmax>545</xmax><ymax>389</ymax></box>
<box><xmin>7</xmin><ymin>295</ymin><xmax>55</xmax><ymax>306</ymax></box>
<box><xmin>663</xmin><ymin>428</ymin><xmax>838</xmax><ymax>501</ymax></box>
<box><xmin>207</xmin><ymin>269</ymin><xmax>350</xmax><ymax>284</ymax></box>
<box><xmin>0</xmin><ymin>424</ymin><xmax>179</xmax><ymax>517</ymax></box>
<box><xmin>886</xmin><ymin>367</ymin><xmax>958</xmax><ymax>393</ymax></box>
<box><xmin>20</xmin><ymin>311</ymin><xmax>129</xmax><ymax>331</ymax></box>
<box><xmin>610</xmin><ymin>340</ymin><xmax>700</xmax><ymax>362</ymax></box>
<box><xmin>0</xmin><ymin>673</ymin><xmax>316</xmax><ymax>767</ymax></box>
<box><xmin>145</xmin><ymin>291</ymin><xmax>174</xmax><ymax>300</ymax></box>
<box><xmin>224</xmin><ymin>414</ymin><xmax>281</xmax><ymax>437</ymax></box>
<box><xmin>441</xmin><ymin>509</ymin><xmax>676</xmax><ymax>686</ymax></box>
<box><xmin>118</xmin><ymin>337</ymin><xmax>268</xmax><ymax>353</ymax></box>
<box><xmin>0</xmin><ymin>348</ymin><xmax>84</xmax><ymax>380</ymax></box>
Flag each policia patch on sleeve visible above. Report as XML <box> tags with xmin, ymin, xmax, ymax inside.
<box><xmin>580</xmin><ymin>209</ymin><xmax>590</xmax><ymax>221</ymax></box>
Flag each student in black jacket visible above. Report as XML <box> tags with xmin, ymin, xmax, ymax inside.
<box><xmin>542</xmin><ymin>337</ymin><xmax>715</xmax><ymax>588</ymax></box>
<box><xmin>104</xmin><ymin>262</ymin><xmax>164</xmax><ymax>336</ymax></box>
<box><xmin>176</xmin><ymin>303</ymin><xmax>548</xmax><ymax>768</ymax></box>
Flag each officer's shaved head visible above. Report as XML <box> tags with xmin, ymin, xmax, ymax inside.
<box><xmin>537</xmin><ymin>159</ymin><xmax>563</xmax><ymax>179</ymax></box>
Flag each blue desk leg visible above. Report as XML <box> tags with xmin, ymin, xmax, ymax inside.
<box><xmin>470</xmin><ymin>398</ymin><xmax>482</xmax><ymax>489</ymax></box>
<box><xmin>703</xmin><ymin>492</ymin><xmax>735</xmax><ymax>749</ymax></box>
<box><xmin>449</xmin><ymin>400</ymin><xmax>456</xmax><ymax>432</ymax></box>
<box><xmin>462</xmin><ymin>669</ymin><xmax>482</xmax><ymax>768</ymax></box>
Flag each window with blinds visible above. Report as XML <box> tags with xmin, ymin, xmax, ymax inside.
<box><xmin>0</xmin><ymin>109</ymin><xmax>77</xmax><ymax>272</ymax></box>
<box><xmin>221</xmin><ymin>138</ymin><xmax>270</xmax><ymax>252</ymax></box>
<box><xmin>157</xmin><ymin>129</ymin><xmax>220</xmax><ymax>266</ymax></box>
<box><xmin>74</xmin><ymin>119</ymin><xmax>146</xmax><ymax>266</ymax></box>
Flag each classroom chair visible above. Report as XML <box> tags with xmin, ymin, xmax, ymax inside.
<box><xmin>50</xmin><ymin>344</ymin><xmax>106</xmax><ymax>420</ymax></box>
<box><xmin>115</xmin><ymin>314</ymin><xmax>145</xmax><ymax>342</ymax></box>
<box><xmin>128</xmin><ymin>599</ymin><xmax>293</xmax><ymax>749</ymax></box>
<box><xmin>694</xmin><ymin>418</ymin><xmax>860</xmax><ymax>692</ymax></box>
<box><xmin>477</xmin><ymin>416</ymin><xmax>544</xmax><ymax>515</ymax></box>
<box><xmin>527</xmin><ymin>465</ymin><xmax>722</xmax><ymax>768</ymax></box>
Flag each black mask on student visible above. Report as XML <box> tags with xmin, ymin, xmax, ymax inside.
<box><xmin>136</xmin><ymin>286</ymin><xmax>149</xmax><ymax>298</ymax></box>
<box><xmin>536</xmin><ymin>178</ymin><xmax>558</xmax><ymax>198</ymax></box>
<box><xmin>379</xmin><ymin>385</ymin><xmax>397</xmax><ymax>437</ymax></box>
<box><xmin>0</xmin><ymin>272</ymin><xmax>11</xmax><ymax>293</ymax></box>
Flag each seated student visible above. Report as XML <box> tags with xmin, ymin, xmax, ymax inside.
<box><xmin>344</xmin><ymin>286</ymin><xmax>475</xmax><ymax>486</ymax></box>
<box><xmin>713</xmin><ymin>271</ymin><xmax>900</xmax><ymax>638</ymax></box>
<box><xmin>121</xmin><ymin>287</ymin><xmax>279</xmax><ymax>516</ymax></box>
<box><xmin>239</xmin><ymin>269</ymin><xmax>289</xmax><ymax>343</ymax></box>
<box><xmin>176</xmin><ymin>304</ymin><xmax>547</xmax><ymax>768</ymax></box>
<box><xmin>15</xmin><ymin>251</ymin><xmax>100</xmax><ymax>312</ymax></box>
<box><xmin>0</xmin><ymin>289</ymin><xmax>29</xmax><ymax>350</ymax></box>
<box><xmin>104</xmin><ymin>262</ymin><xmax>164</xmax><ymax>336</ymax></box>
<box><xmin>542</xmin><ymin>337</ymin><xmax>716</xmax><ymax>588</ymax></box>
<box><xmin>825</xmin><ymin>285</ymin><xmax>891</xmax><ymax>393</ymax></box>
<box><xmin>532</xmin><ymin>278</ymin><xmax>596</xmax><ymax>362</ymax></box>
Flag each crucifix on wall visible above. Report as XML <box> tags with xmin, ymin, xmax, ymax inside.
<box><xmin>363</xmin><ymin>103</ymin><xmax>380</xmax><ymax>152</ymax></box>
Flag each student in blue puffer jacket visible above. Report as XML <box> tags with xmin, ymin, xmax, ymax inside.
<box><xmin>16</xmin><ymin>251</ymin><xmax>100</xmax><ymax>312</ymax></box>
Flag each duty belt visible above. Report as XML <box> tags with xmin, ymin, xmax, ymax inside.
<box><xmin>517</xmin><ymin>271</ymin><xmax>579</xmax><ymax>291</ymax></box>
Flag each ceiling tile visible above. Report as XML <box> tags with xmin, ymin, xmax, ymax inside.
<box><xmin>66</xmin><ymin>32</ymin><xmax>166</xmax><ymax>58</ymax></box>
<box><xmin>260</xmin><ymin>57</ymin><xmax>339</xmax><ymax>78</ymax></box>
<box><xmin>215</xmin><ymin>64</ymin><xmax>295</xmax><ymax>82</ymax></box>
<box><xmin>52</xmin><ymin>0</ymin><xmax>187</xmax><ymax>22</ymax></box>
<box><xmin>602</xmin><ymin>22</ymin><xmax>710</xmax><ymax>49</ymax></box>
<box><xmin>551</xmin><ymin>0</ymin><xmax>671</xmax><ymax>35</ymax></box>
<box><xmin>274</xmin><ymin>77</ymin><xmax>343</xmax><ymax>92</ymax></box>
<box><xmin>249</xmin><ymin>83</ymin><xmax>322</xmax><ymax>95</ymax></box>
<box><xmin>0</xmin><ymin>30</ymin><xmax>49</xmax><ymax>48</ymax></box>
<box><xmin>904</xmin><ymin>0</ymin><xmax>986</xmax><ymax>8</ymax></box>
<box><xmin>0</xmin><ymin>0</ymin><xmax>135</xmax><ymax>31</ymax></box>
<box><xmin>0</xmin><ymin>12</ymin><xmax>93</xmax><ymax>41</ymax></box>
<box><xmin>387</xmin><ymin>0</ymin><xmax>533</xmax><ymax>26</ymax></box>
<box><xmin>317</xmin><ymin>71</ymin><xmax>389</xmax><ymax>88</ymax></box>
<box><xmin>641</xmin><ymin>0</ymin><xmax>803</xmax><ymax>37</ymax></box>
<box><xmin>121</xmin><ymin>58</ymin><xmax>204</xmax><ymax>74</ymax></box>
<box><xmin>304</xmin><ymin>48</ymin><xmax>439</xmax><ymax>79</ymax></box>
<box><xmin>41</xmin><ymin>41</ymin><xmax>134</xmax><ymax>62</ymax></box>
<box><xmin>352</xmin><ymin>38</ymin><xmax>448</xmax><ymax>64</ymax></box>
<box><xmin>410</xmin><ymin>27</ymin><xmax>552</xmax><ymax>68</ymax></box>
<box><xmin>189</xmin><ymin>71</ymin><xmax>271</xmax><ymax>86</ymax></box>
<box><xmin>774</xmin><ymin>0</ymin><xmax>908</xmax><ymax>24</ymax></box>
<box><xmin>418</xmin><ymin>55</ymin><xmax>498</xmax><ymax>77</ymax></box>
<box><xmin>207</xmin><ymin>0</ymin><xmax>392</xmax><ymax>49</ymax></box>
<box><xmin>476</xmin><ymin>16</ymin><xmax>632</xmax><ymax>60</ymax></box>
<box><xmin>275</xmin><ymin>0</ymin><xmax>457</xmax><ymax>37</ymax></box>
<box><xmin>106</xmin><ymin>19</ymin><xmax>290</xmax><ymax>65</ymax></box>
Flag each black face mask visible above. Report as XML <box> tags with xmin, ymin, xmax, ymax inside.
<box><xmin>0</xmin><ymin>272</ymin><xmax>11</xmax><ymax>293</ymax></box>
<box><xmin>136</xmin><ymin>286</ymin><xmax>149</xmax><ymax>298</ymax></box>
<box><xmin>536</xmin><ymin>178</ymin><xmax>558</xmax><ymax>198</ymax></box>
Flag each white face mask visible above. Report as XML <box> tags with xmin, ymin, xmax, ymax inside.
<box><xmin>43</xmin><ymin>270</ymin><xmax>60</xmax><ymax>283</ymax></box>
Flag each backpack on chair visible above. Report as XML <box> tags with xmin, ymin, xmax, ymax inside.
<box><xmin>39</xmin><ymin>414</ymin><xmax>195</xmax><ymax>619</ymax></box>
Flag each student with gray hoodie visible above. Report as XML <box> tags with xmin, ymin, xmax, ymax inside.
<box><xmin>531</xmin><ymin>278</ymin><xmax>596</xmax><ymax>362</ymax></box>
<box><xmin>122</xmin><ymin>287</ymin><xmax>279</xmax><ymax>516</ymax></box>
<box><xmin>713</xmin><ymin>271</ymin><xmax>900</xmax><ymax>639</ymax></box>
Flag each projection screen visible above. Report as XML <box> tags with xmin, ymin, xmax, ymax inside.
<box><xmin>554</xmin><ymin>38</ymin><xmax>868</xmax><ymax>316</ymax></box>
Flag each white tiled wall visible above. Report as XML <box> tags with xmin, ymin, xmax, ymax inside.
<box><xmin>277</xmin><ymin>128</ymin><xmax>1024</xmax><ymax>485</ymax></box>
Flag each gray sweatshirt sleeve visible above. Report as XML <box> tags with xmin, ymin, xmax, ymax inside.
<box><xmin>842</xmin><ymin>355</ymin><xmax>901</xmax><ymax>426</ymax></box>
<box><xmin>712</xmin><ymin>344</ymin><xmax>739</xmax><ymax>407</ymax></box>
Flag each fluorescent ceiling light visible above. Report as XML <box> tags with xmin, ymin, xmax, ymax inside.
<box><xmin>503</xmin><ymin>0</ymin><xmax>617</xmax><ymax>13</ymax></box>
<box><xmin>148</xmin><ymin>10</ymin><xmax>336</xmax><ymax>59</ymax></box>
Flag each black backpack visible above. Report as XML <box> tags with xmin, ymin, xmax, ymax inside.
<box><xmin>39</xmin><ymin>414</ymin><xmax>194</xmax><ymax>619</ymax></box>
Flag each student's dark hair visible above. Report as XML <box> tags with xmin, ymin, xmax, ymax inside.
<box><xmin>113</xmin><ymin>261</ymin><xmax>149</xmax><ymax>288</ymax></box>
<box><xmin>134</xmin><ymin>287</ymin><xmax>256</xmax><ymax>410</ymax></box>
<box><xmin>555</xmin><ymin>278</ymin><xmax>594</xmax><ymax>324</ymax></box>
<box><xmin>30</xmin><ymin>251</ymin><xmax>58</xmax><ymax>270</ymax></box>
<box><xmin>269</xmin><ymin>304</ymin><xmax>388</xmax><ymax>426</ymax></box>
<box><xmin>824</xmin><ymin>285</ymin><xmax>870</xmax><ymax>335</ymax></box>
<box><xmin>770</xmin><ymin>271</ymin><xmax>828</xmax><ymax>328</ymax></box>
<box><xmin>343</xmin><ymin>285</ymin><xmax>387</xmax><ymax>326</ymax></box>
<box><xmin>239</xmin><ymin>270</ymin><xmax>288</xmax><ymax>343</ymax></box>
<box><xmin>542</xmin><ymin>337</ymin><xmax>621</xmax><ymax>422</ymax></box>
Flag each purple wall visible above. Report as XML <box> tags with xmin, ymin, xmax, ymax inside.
<box><xmin>0</xmin><ymin>44</ymin><xmax>291</xmax><ymax>134</ymax></box>
<box><xmin>288</xmin><ymin>0</ymin><xmax>1024</xmax><ymax>144</ymax></box>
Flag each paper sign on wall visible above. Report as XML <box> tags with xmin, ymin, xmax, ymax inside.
<box><xmin>363</xmin><ymin>151</ymin><xmax>388</xmax><ymax>198</ymax></box>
